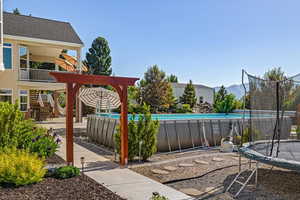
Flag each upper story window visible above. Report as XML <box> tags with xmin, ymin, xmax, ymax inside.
<box><xmin>0</xmin><ymin>89</ymin><xmax>12</xmax><ymax>103</ymax></box>
<box><xmin>19</xmin><ymin>46</ymin><xmax>29</xmax><ymax>69</ymax></box>
<box><xmin>3</xmin><ymin>43</ymin><xmax>12</xmax><ymax>69</ymax></box>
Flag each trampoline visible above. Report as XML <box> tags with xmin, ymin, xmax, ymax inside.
<box><xmin>227</xmin><ymin>70</ymin><xmax>300</xmax><ymax>197</ymax></box>
<box><xmin>237</xmin><ymin>70</ymin><xmax>300</xmax><ymax>171</ymax></box>
<box><xmin>240</xmin><ymin>140</ymin><xmax>300</xmax><ymax>171</ymax></box>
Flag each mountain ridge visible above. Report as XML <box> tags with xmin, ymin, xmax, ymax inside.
<box><xmin>214</xmin><ymin>83</ymin><xmax>249</xmax><ymax>99</ymax></box>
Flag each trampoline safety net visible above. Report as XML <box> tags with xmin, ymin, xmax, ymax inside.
<box><xmin>242</xmin><ymin>70</ymin><xmax>300</xmax><ymax>162</ymax></box>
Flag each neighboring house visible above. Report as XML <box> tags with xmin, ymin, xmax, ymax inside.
<box><xmin>171</xmin><ymin>82</ymin><xmax>214</xmax><ymax>105</ymax></box>
<box><xmin>0</xmin><ymin>12</ymin><xmax>83</xmax><ymax>119</ymax></box>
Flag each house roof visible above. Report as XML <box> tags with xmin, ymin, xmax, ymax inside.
<box><xmin>171</xmin><ymin>82</ymin><xmax>213</xmax><ymax>90</ymax></box>
<box><xmin>3</xmin><ymin>12</ymin><xmax>83</xmax><ymax>45</ymax></box>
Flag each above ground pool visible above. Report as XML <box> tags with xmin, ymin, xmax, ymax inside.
<box><xmin>98</xmin><ymin>113</ymin><xmax>248</xmax><ymax>120</ymax></box>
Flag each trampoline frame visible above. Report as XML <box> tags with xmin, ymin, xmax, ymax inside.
<box><xmin>239</xmin><ymin>140</ymin><xmax>300</xmax><ymax>172</ymax></box>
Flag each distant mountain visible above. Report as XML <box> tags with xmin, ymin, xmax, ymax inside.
<box><xmin>214</xmin><ymin>83</ymin><xmax>249</xmax><ymax>99</ymax></box>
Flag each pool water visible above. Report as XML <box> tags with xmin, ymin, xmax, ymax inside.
<box><xmin>98</xmin><ymin>113</ymin><xmax>247</xmax><ymax>120</ymax></box>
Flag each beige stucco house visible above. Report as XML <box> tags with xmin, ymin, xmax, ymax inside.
<box><xmin>171</xmin><ymin>82</ymin><xmax>214</xmax><ymax>105</ymax></box>
<box><xmin>0</xmin><ymin>12</ymin><xmax>83</xmax><ymax>119</ymax></box>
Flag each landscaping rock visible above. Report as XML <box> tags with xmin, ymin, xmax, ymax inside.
<box><xmin>204</xmin><ymin>186</ymin><xmax>219</xmax><ymax>194</ymax></box>
<box><xmin>180</xmin><ymin>188</ymin><xmax>203</xmax><ymax>196</ymax></box>
<box><xmin>178</xmin><ymin>163</ymin><xmax>194</xmax><ymax>167</ymax></box>
<box><xmin>194</xmin><ymin>160</ymin><xmax>209</xmax><ymax>165</ymax></box>
<box><xmin>151</xmin><ymin>169</ymin><xmax>169</xmax><ymax>175</ymax></box>
<box><xmin>212</xmin><ymin>157</ymin><xmax>224</xmax><ymax>162</ymax></box>
<box><xmin>163</xmin><ymin>166</ymin><xmax>177</xmax><ymax>171</ymax></box>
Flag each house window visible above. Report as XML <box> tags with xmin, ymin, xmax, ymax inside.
<box><xmin>3</xmin><ymin>43</ymin><xmax>12</xmax><ymax>69</ymax></box>
<box><xmin>19</xmin><ymin>90</ymin><xmax>28</xmax><ymax>112</ymax></box>
<box><xmin>0</xmin><ymin>89</ymin><xmax>12</xmax><ymax>103</ymax></box>
<box><xmin>199</xmin><ymin>96</ymin><xmax>204</xmax><ymax>104</ymax></box>
<box><xmin>19</xmin><ymin>46</ymin><xmax>29</xmax><ymax>69</ymax></box>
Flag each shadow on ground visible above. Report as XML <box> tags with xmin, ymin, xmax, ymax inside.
<box><xmin>223</xmin><ymin>168</ymin><xmax>300</xmax><ymax>200</ymax></box>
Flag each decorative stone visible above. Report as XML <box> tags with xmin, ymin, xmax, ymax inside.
<box><xmin>204</xmin><ymin>186</ymin><xmax>219</xmax><ymax>194</ymax></box>
<box><xmin>163</xmin><ymin>166</ymin><xmax>177</xmax><ymax>171</ymax></box>
<box><xmin>212</xmin><ymin>157</ymin><xmax>224</xmax><ymax>162</ymax></box>
<box><xmin>194</xmin><ymin>160</ymin><xmax>209</xmax><ymax>165</ymax></box>
<box><xmin>178</xmin><ymin>163</ymin><xmax>194</xmax><ymax>167</ymax></box>
<box><xmin>180</xmin><ymin>188</ymin><xmax>202</xmax><ymax>196</ymax></box>
<box><xmin>151</xmin><ymin>169</ymin><xmax>169</xmax><ymax>175</ymax></box>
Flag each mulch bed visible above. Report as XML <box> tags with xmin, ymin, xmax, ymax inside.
<box><xmin>0</xmin><ymin>154</ymin><xmax>125</xmax><ymax>200</ymax></box>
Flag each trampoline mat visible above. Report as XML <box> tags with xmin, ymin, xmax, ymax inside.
<box><xmin>250</xmin><ymin>141</ymin><xmax>300</xmax><ymax>163</ymax></box>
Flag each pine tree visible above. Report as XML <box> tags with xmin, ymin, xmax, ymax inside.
<box><xmin>13</xmin><ymin>8</ymin><xmax>21</xmax><ymax>15</ymax></box>
<box><xmin>215</xmin><ymin>85</ymin><xmax>227</xmax><ymax>103</ymax></box>
<box><xmin>167</xmin><ymin>74</ymin><xmax>178</xmax><ymax>83</ymax></box>
<box><xmin>85</xmin><ymin>37</ymin><xmax>112</xmax><ymax>76</ymax></box>
<box><xmin>179</xmin><ymin>80</ymin><xmax>197</xmax><ymax>108</ymax></box>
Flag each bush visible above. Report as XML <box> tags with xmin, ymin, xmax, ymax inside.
<box><xmin>234</xmin><ymin>127</ymin><xmax>261</xmax><ymax>145</ymax></box>
<box><xmin>174</xmin><ymin>104</ymin><xmax>192</xmax><ymax>113</ymax></box>
<box><xmin>0</xmin><ymin>148</ymin><xmax>46</xmax><ymax>186</ymax></box>
<box><xmin>114</xmin><ymin>104</ymin><xmax>160</xmax><ymax>161</ymax></box>
<box><xmin>53</xmin><ymin>166</ymin><xmax>80</xmax><ymax>179</ymax></box>
<box><xmin>150</xmin><ymin>192</ymin><xmax>169</xmax><ymax>200</ymax></box>
<box><xmin>0</xmin><ymin>102</ymin><xmax>59</xmax><ymax>157</ymax></box>
<box><xmin>214</xmin><ymin>94</ymin><xmax>236</xmax><ymax>114</ymax></box>
<box><xmin>27</xmin><ymin>133</ymin><xmax>60</xmax><ymax>157</ymax></box>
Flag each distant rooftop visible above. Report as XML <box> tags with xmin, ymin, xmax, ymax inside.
<box><xmin>3</xmin><ymin>12</ymin><xmax>83</xmax><ymax>45</ymax></box>
<box><xmin>171</xmin><ymin>82</ymin><xmax>213</xmax><ymax>90</ymax></box>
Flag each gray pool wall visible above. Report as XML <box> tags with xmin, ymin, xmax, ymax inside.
<box><xmin>86</xmin><ymin>115</ymin><xmax>292</xmax><ymax>152</ymax></box>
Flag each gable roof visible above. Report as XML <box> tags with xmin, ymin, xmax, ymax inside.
<box><xmin>3</xmin><ymin>12</ymin><xmax>83</xmax><ymax>45</ymax></box>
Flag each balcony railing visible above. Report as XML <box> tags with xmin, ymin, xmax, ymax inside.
<box><xmin>19</xmin><ymin>68</ymin><xmax>57</xmax><ymax>82</ymax></box>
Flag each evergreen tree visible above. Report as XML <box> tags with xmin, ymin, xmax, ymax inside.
<box><xmin>215</xmin><ymin>85</ymin><xmax>227</xmax><ymax>103</ymax></box>
<box><xmin>167</xmin><ymin>74</ymin><xmax>178</xmax><ymax>83</ymax></box>
<box><xmin>13</xmin><ymin>8</ymin><xmax>21</xmax><ymax>15</ymax></box>
<box><xmin>85</xmin><ymin>37</ymin><xmax>112</xmax><ymax>76</ymax></box>
<box><xmin>139</xmin><ymin>65</ymin><xmax>175</xmax><ymax>112</ymax></box>
<box><xmin>179</xmin><ymin>80</ymin><xmax>197</xmax><ymax>108</ymax></box>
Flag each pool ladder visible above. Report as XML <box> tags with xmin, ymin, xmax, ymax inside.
<box><xmin>225</xmin><ymin>160</ymin><xmax>258</xmax><ymax>198</ymax></box>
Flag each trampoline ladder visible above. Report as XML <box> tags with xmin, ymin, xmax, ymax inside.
<box><xmin>225</xmin><ymin>161</ymin><xmax>258</xmax><ymax>198</ymax></box>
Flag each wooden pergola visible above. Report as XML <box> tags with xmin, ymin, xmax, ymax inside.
<box><xmin>49</xmin><ymin>72</ymin><xmax>139</xmax><ymax>166</ymax></box>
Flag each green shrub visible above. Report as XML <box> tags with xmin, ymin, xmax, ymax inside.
<box><xmin>150</xmin><ymin>192</ymin><xmax>169</xmax><ymax>200</ymax></box>
<box><xmin>235</xmin><ymin>127</ymin><xmax>261</xmax><ymax>145</ymax></box>
<box><xmin>214</xmin><ymin>94</ymin><xmax>236</xmax><ymax>114</ymax></box>
<box><xmin>114</xmin><ymin>104</ymin><xmax>160</xmax><ymax>161</ymax></box>
<box><xmin>27</xmin><ymin>134</ymin><xmax>59</xmax><ymax>157</ymax></box>
<box><xmin>53</xmin><ymin>166</ymin><xmax>80</xmax><ymax>179</ymax></box>
<box><xmin>0</xmin><ymin>148</ymin><xmax>46</xmax><ymax>186</ymax></box>
<box><xmin>174</xmin><ymin>104</ymin><xmax>192</xmax><ymax>113</ymax></box>
<box><xmin>0</xmin><ymin>102</ymin><xmax>59</xmax><ymax>157</ymax></box>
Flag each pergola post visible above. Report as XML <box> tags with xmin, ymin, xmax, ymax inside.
<box><xmin>120</xmin><ymin>86</ymin><xmax>128</xmax><ymax>165</ymax></box>
<box><xmin>66</xmin><ymin>83</ymin><xmax>75</xmax><ymax>165</ymax></box>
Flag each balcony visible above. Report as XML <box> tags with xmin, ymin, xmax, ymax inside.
<box><xmin>19</xmin><ymin>68</ymin><xmax>57</xmax><ymax>82</ymax></box>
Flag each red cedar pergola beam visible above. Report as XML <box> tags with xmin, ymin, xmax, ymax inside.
<box><xmin>49</xmin><ymin>72</ymin><xmax>138</xmax><ymax>166</ymax></box>
<box><xmin>50</xmin><ymin>72</ymin><xmax>138</xmax><ymax>85</ymax></box>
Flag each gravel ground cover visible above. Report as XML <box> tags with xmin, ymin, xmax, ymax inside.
<box><xmin>0</xmin><ymin>154</ymin><xmax>125</xmax><ymax>200</ymax></box>
<box><xmin>131</xmin><ymin>152</ymin><xmax>300</xmax><ymax>200</ymax></box>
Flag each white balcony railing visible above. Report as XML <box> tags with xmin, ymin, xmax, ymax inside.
<box><xmin>19</xmin><ymin>68</ymin><xmax>57</xmax><ymax>82</ymax></box>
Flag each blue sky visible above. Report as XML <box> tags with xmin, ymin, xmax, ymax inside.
<box><xmin>4</xmin><ymin>1</ymin><xmax>300</xmax><ymax>87</ymax></box>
